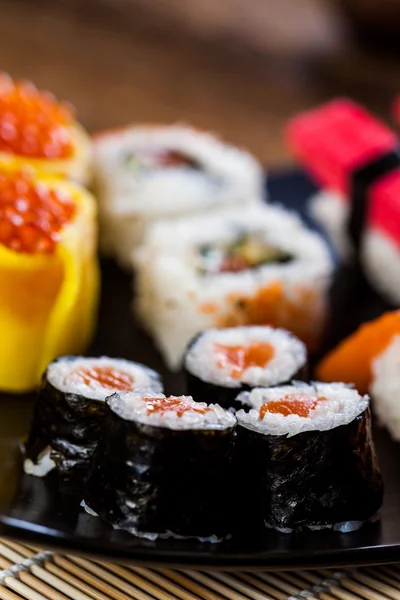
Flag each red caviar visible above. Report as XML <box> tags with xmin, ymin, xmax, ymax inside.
<box><xmin>0</xmin><ymin>171</ymin><xmax>76</xmax><ymax>254</ymax></box>
<box><xmin>260</xmin><ymin>393</ymin><xmax>326</xmax><ymax>419</ymax></box>
<box><xmin>0</xmin><ymin>75</ymin><xmax>74</xmax><ymax>159</ymax></box>
<box><xmin>215</xmin><ymin>342</ymin><xmax>274</xmax><ymax>379</ymax></box>
<box><xmin>144</xmin><ymin>395</ymin><xmax>210</xmax><ymax>417</ymax></box>
<box><xmin>74</xmin><ymin>366</ymin><xmax>135</xmax><ymax>392</ymax></box>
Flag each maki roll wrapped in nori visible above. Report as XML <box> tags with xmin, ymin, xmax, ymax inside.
<box><xmin>83</xmin><ymin>391</ymin><xmax>236</xmax><ymax>541</ymax></box>
<box><xmin>234</xmin><ymin>382</ymin><xmax>383</xmax><ymax>533</ymax></box>
<box><xmin>184</xmin><ymin>326</ymin><xmax>308</xmax><ymax>410</ymax></box>
<box><xmin>23</xmin><ymin>356</ymin><xmax>163</xmax><ymax>478</ymax></box>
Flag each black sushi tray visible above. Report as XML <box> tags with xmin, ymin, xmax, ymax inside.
<box><xmin>0</xmin><ymin>169</ymin><xmax>399</xmax><ymax>570</ymax></box>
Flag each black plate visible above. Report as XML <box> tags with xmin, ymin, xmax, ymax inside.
<box><xmin>1</xmin><ymin>169</ymin><xmax>399</xmax><ymax>570</ymax></box>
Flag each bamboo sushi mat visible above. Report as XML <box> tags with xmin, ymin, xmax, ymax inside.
<box><xmin>0</xmin><ymin>539</ymin><xmax>400</xmax><ymax>600</ymax></box>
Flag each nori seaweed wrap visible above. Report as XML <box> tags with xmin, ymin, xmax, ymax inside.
<box><xmin>23</xmin><ymin>356</ymin><xmax>163</xmax><ymax>478</ymax></box>
<box><xmin>234</xmin><ymin>382</ymin><xmax>383</xmax><ymax>533</ymax></box>
<box><xmin>184</xmin><ymin>326</ymin><xmax>308</xmax><ymax>410</ymax></box>
<box><xmin>83</xmin><ymin>391</ymin><xmax>237</xmax><ymax>541</ymax></box>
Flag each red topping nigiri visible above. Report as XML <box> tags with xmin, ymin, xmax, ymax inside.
<box><xmin>286</xmin><ymin>98</ymin><xmax>400</xmax><ymax>247</ymax></box>
<box><xmin>285</xmin><ymin>99</ymin><xmax>397</xmax><ymax>196</ymax></box>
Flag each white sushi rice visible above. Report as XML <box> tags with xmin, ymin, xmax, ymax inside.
<box><xmin>23</xmin><ymin>446</ymin><xmax>56</xmax><ymax>478</ymax></box>
<box><xmin>310</xmin><ymin>192</ymin><xmax>400</xmax><ymax>305</ymax></box>
<box><xmin>237</xmin><ymin>382</ymin><xmax>369</xmax><ymax>437</ymax></box>
<box><xmin>184</xmin><ymin>326</ymin><xmax>306</xmax><ymax>388</ymax></box>
<box><xmin>107</xmin><ymin>391</ymin><xmax>236</xmax><ymax>430</ymax></box>
<box><xmin>46</xmin><ymin>356</ymin><xmax>162</xmax><ymax>401</ymax></box>
<box><xmin>362</xmin><ymin>229</ymin><xmax>400</xmax><ymax>305</ymax></box>
<box><xmin>93</xmin><ymin>124</ymin><xmax>264</xmax><ymax>266</ymax></box>
<box><xmin>134</xmin><ymin>203</ymin><xmax>334</xmax><ymax>370</ymax></box>
<box><xmin>371</xmin><ymin>336</ymin><xmax>400</xmax><ymax>441</ymax></box>
<box><xmin>309</xmin><ymin>189</ymin><xmax>352</xmax><ymax>260</ymax></box>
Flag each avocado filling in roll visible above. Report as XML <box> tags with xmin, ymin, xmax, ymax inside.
<box><xmin>197</xmin><ymin>233</ymin><xmax>294</xmax><ymax>274</ymax></box>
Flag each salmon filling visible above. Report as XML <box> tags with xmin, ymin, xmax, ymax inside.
<box><xmin>74</xmin><ymin>366</ymin><xmax>135</xmax><ymax>392</ymax></box>
<box><xmin>0</xmin><ymin>171</ymin><xmax>76</xmax><ymax>254</ymax></box>
<box><xmin>144</xmin><ymin>395</ymin><xmax>210</xmax><ymax>417</ymax></box>
<box><xmin>214</xmin><ymin>342</ymin><xmax>275</xmax><ymax>379</ymax></box>
<box><xmin>0</xmin><ymin>75</ymin><xmax>74</xmax><ymax>159</ymax></box>
<box><xmin>260</xmin><ymin>393</ymin><xmax>327</xmax><ymax>419</ymax></box>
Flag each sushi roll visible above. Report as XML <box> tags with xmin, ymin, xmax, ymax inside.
<box><xmin>135</xmin><ymin>203</ymin><xmax>334</xmax><ymax>369</ymax></box>
<box><xmin>234</xmin><ymin>382</ymin><xmax>383</xmax><ymax>533</ymax></box>
<box><xmin>0</xmin><ymin>169</ymin><xmax>99</xmax><ymax>392</ymax></box>
<box><xmin>0</xmin><ymin>74</ymin><xmax>91</xmax><ymax>184</ymax></box>
<box><xmin>93</xmin><ymin>124</ymin><xmax>264</xmax><ymax>266</ymax></box>
<box><xmin>83</xmin><ymin>391</ymin><xmax>236</xmax><ymax>541</ymax></box>
<box><xmin>317</xmin><ymin>310</ymin><xmax>400</xmax><ymax>441</ymax></box>
<box><xmin>184</xmin><ymin>326</ymin><xmax>307</xmax><ymax>409</ymax></box>
<box><xmin>286</xmin><ymin>98</ymin><xmax>400</xmax><ymax>304</ymax></box>
<box><xmin>23</xmin><ymin>356</ymin><xmax>163</xmax><ymax>478</ymax></box>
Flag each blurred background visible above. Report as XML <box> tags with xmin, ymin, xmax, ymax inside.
<box><xmin>3</xmin><ymin>0</ymin><xmax>400</xmax><ymax>166</ymax></box>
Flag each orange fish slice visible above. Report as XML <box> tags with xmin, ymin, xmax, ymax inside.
<box><xmin>316</xmin><ymin>310</ymin><xmax>400</xmax><ymax>393</ymax></box>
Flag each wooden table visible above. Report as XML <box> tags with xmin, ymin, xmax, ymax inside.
<box><xmin>1</xmin><ymin>0</ymin><xmax>400</xmax><ymax>167</ymax></box>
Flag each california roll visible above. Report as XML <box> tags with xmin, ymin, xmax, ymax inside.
<box><xmin>135</xmin><ymin>203</ymin><xmax>334</xmax><ymax>369</ymax></box>
<box><xmin>93</xmin><ymin>124</ymin><xmax>264</xmax><ymax>266</ymax></box>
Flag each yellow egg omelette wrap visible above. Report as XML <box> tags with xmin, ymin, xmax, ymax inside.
<box><xmin>0</xmin><ymin>123</ymin><xmax>92</xmax><ymax>186</ymax></box>
<box><xmin>0</xmin><ymin>175</ymin><xmax>99</xmax><ymax>392</ymax></box>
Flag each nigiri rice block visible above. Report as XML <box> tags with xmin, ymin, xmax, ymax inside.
<box><xmin>371</xmin><ymin>336</ymin><xmax>400</xmax><ymax>441</ymax></box>
<box><xmin>310</xmin><ymin>194</ymin><xmax>400</xmax><ymax>305</ymax></box>
<box><xmin>309</xmin><ymin>189</ymin><xmax>352</xmax><ymax>260</ymax></box>
<box><xmin>362</xmin><ymin>229</ymin><xmax>400</xmax><ymax>306</ymax></box>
